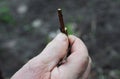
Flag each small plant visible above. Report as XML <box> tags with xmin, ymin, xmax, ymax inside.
<box><xmin>0</xmin><ymin>5</ymin><xmax>15</xmax><ymax>24</ymax></box>
<box><xmin>66</xmin><ymin>23</ymin><xmax>74</xmax><ymax>35</ymax></box>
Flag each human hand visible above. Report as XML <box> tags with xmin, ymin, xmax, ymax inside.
<box><xmin>11</xmin><ymin>33</ymin><xmax>91</xmax><ymax>79</ymax></box>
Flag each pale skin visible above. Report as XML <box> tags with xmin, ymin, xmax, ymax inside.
<box><xmin>11</xmin><ymin>33</ymin><xmax>92</xmax><ymax>79</ymax></box>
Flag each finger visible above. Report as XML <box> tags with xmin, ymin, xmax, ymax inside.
<box><xmin>69</xmin><ymin>35</ymin><xmax>88</xmax><ymax>55</ymax></box>
<box><xmin>41</xmin><ymin>33</ymin><xmax>68</xmax><ymax>60</ymax></box>
<box><xmin>81</xmin><ymin>57</ymin><xmax>92</xmax><ymax>79</ymax></box>
<box><xmin>59</xmin><ymin>35</ymin><xmax>89</xmax><ymax>78</ymax></box>
<box><xmin>29</xmin><ymin>33</ymin><xmax>68</xmax><ymax>70</ymax></box>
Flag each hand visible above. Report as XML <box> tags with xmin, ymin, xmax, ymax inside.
<box><xmin>11</xmin><ymin>33</ymin><xmax>91</xmax><ymax>79</ymax></box>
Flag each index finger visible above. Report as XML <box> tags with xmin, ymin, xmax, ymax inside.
<box><xmin>59</xmin><ymin>35</ymin><xmax>89</xmax><ymax>78</ymax></box>
<box><xmin>69</xmin><ymin>35</ymin><xmax>88</xmax><ymax>56</ymax></box>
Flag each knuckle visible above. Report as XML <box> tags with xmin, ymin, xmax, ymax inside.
<box><xmin>82</xmin><ymin>55</ymin><xmax>89</xmax><ymax>64</ymax></box>
<box><xmin>78</xmin><ymin>54</ymin><xmax>89</xmax><ymax>68</ymax></box>
<box><xmin>58</xmin><ymin>36</ymin><xmax>68</xmax><ymax>45</ymax></box>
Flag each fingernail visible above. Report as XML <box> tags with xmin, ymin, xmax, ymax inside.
<box><xmin>55</xmin><ymin>33</ymin><xmax>68</xmax><ymax>41</ymax></box>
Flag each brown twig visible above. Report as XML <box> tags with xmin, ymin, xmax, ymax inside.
<box><xmin>57</xmin><ymin>8</ymin><xmax>71</xmax><ymax>65</ymax></box>
<box><xmin>57</xmin><ymin>8</ymin><xmax>68</xmax><ymax>36</ymax></box>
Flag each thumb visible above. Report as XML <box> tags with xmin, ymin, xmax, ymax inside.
<box><xmin>11</xmin><ymin>33</ymin><xmax>69</xmax><ymax>79</ymax></box>
<box><xmin>30</xmin><ymin>33</ymin><xmax>69</xmax><ymax>71</ymax></box>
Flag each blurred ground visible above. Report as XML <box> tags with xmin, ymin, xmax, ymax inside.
<box><xmin>0</xmin><ymin>0</ymin><xmax>120</xmax><ymax>79</ymax></box>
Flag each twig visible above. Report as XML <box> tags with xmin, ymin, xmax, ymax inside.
<box><xmin>57</xmin><ymin>8</ymin><xmax>71</xmax><ymax>65</ymax></box>
<box><xmin>57</xmin><ymin>8</ymin><xmax>68</xmax><ymax>35</ymax></box>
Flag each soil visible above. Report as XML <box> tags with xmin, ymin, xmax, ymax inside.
<box><xmin>0</xmin><ymin>0</ymin><xmax>120</xmax><ymax>79</ymax></box>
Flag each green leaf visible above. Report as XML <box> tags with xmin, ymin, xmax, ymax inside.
<box><xmin>0</xmin><ymin>6</ymin><xmax>10</xmax><ymax>13</ymax></box>
<box><xmin>0</xmin><ymin>6</ymin><xmax>15</xmax><ymax>24</ymax></box>
<box><xmin>66</xmin><ymin>23</ymin><xmax>74</xmax><ymax>35</ymax></box>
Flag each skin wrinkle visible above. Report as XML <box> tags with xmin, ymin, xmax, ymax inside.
<box><xmin>51</xmin><ymin>67</ymin><xmax>59</xmax><ymax>79</ymax></box>
<box><xmin>28</xmin><ymin>56</ymin><xmax>57</xmax><ymax>73</ymax></box>
<box><xmin>82</xmin><ymin>57</ymin><xmax>92</xmax><ymax>79</ymax></box>
<box><xmin>63</xmin><ymin>54</ymin><xmax>89</xmax><ymax>79</ymax></box>
<box><xmin>27</xmin><ymin>58</ymin><xmax>51</xmax><ymax>79</ymax></box>
<box><xmin>48</xmin><ymin>59</ymin><xmax>59</xmax><ymax>72</ymax></box>
<box><xmin>79</xmin><ymin>56</ymin><xmax>89</xmax><ymax>77</ymax></box>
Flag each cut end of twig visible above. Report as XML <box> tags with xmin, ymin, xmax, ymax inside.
<box><xmin>58</xmin><ymin>8</ymin><xmax>62</xmax><ymax>11</ymax></box>
<box><xmin>57</xmin><ymin>8</ymin><xmax>66</xmax><ymax>34</ymax></box>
